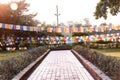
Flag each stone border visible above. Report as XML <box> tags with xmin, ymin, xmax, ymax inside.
<box><xmin>12</xmin><ymin>49</ymin><xmax>50</xmax><ymax>80</ymax></box>
<box><xmin>71</xmin><ymin>49</ymin><xmax>112</xmax><ymax>80</ymax></box>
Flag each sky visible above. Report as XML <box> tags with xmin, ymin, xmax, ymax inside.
<box><xmin>1</xmin><ymin>0</ymin><xmax>120</xmax><ymax>25</ymax></box>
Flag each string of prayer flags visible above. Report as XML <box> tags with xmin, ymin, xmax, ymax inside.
<box><xmin>1</xmin><ymin>23</ymin><xmax>120</xmax><ymax>33</ymax></box>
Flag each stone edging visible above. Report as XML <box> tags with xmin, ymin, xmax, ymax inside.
<box><xmin>71</xmin><ymin>49</ymin><xmax>112</xmax><ymax>80</ymax></box>
<box><xmin>12</xmin><ymin>49</ymin><xmax>50</xmax><ymax>80</ymax></box>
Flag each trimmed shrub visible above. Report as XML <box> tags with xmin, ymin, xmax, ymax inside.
<box><xmin>50</xmin><ymin>44</ymin><xmax>73</xmax><ymax>50</ymax></box>
<box><xmin>0</xmin><ymin>46</ymin><xmax>47</xmax><ymax>80</ymax></box>
<box><xmin>73</xmin><ymin>45</ymin><xmax>120</xmax><ymax>80</ymax></box>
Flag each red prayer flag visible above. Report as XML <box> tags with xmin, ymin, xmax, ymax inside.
<box><xmin>6</xmin><ymin>24</ymin><xmax>10</xmax><ymax>29</ymax></box>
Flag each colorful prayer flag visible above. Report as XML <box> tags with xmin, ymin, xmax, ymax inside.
<box><xmin>16</xmin><ymin>25</ymin><xmax>20</xmax><ymax>30</ymax></box>
<box><xmin>86</xmin><ymin>26</ymin><xmax>91</xmax><ymax>32</ymax></box>
<box><xmin>78</xmin><ymin>27</ymin><xmax>81</xmax><ymax>32</ymax></box>
<box><xmin>71</xmin><ymin>27</ymin><xmax>75</xmax><ymax>32</ymax></box>
<box><xmin>56</xmin><ymin>27</ymin><xmax>61</xmax><ymax>33</ymax></box>
<box><xmin>10</xmin><ymin>24</ymin><xmax>14</xmax><ymax>29</ymax></box>
<box><xmin>37</xmin><ymin>26</ymin><xmax>40</xmax><ymax>32</ymax></box>
<box><xmin>47</xmin><ymin>27</ymin><xmax>53</xmax><ymax>32</ymax></box>
<box><xmin>5</xmin><ymin>24</ymin><xmax>10</xmax><ymax>29</ymax></box>
<box><xmin>20</xmin><ymin>26</ymin><xmax>23</xmax><ymax>30</ymax></box>
<box><xmin>63</xmin><ymin>27</ymin><xmax>69</xmax><ymax>33</ymax></box>
<box><xmin>34</xmin><ymin>27</ymin><xmax>37</xmax><ymax>31</ymax></box>
<box><xmin>13</xmin><ymin>25</ymin><xmax>16</xmax><ymax>29</ymax></box>
<box><xmin>30</xmin><ymin>26</ymin><xmax>34</xmax><ymax>31</ymax></box>
<box><xmin>23</xmin><ymin>26</ymin><xmax>27</xmax><ymax>31</ymax></box>
<box><xmin>0</xmin><ymin>23</ymin><xmax>2</xmax><ymax>28</ymax></box>
<box><xmin>2</xmin><ymin>23</ymin><xmax>5</xmax><ymax>28</ymax></box>
<box><xmin>27</xmin><ymin>26</ymin><xmax>30</xmax><ymax>31</ymax></box>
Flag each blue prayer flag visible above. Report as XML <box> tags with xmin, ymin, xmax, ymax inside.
<box><xmin>2</xmin><ymin>23</ymin><xmax>5</xmax><ymax>28</ymax></box>
<box><xmin>27</xmin><ymin>26</ymin><xmax>30</xmax><ymax>31</ymax></box>
<box><xmin>20</xmin><ymin>26</ymin><xmax>23</xmax><ymax>30</ymax></box>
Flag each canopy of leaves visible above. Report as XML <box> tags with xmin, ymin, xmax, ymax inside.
<box><xmin>0</xmin><ymin>0</ymin><xmax>40</xmax><ymax>26</ymax></box>
<box><xmin>94</xmin><ymin>0</ymin><xmax>120</xmax><ymax>19</ymax></box>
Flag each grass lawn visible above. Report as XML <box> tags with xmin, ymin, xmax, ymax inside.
<box><xmin>0</xmin><ymin>51</ymin><xmax>25</xmax><ymax>60</ymax></box>
<box><xmin>94</xmin><ymin>48</ymin><xmax>120</xmax><ymax>58</ymax></box>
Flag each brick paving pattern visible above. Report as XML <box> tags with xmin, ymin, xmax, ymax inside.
<box><xmin>28</xmin><ymin>50</ymin><xmax>95</xmax><ymax>80</ymax></box>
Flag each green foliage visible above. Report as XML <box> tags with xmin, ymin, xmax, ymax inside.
<box><xmin>73</xmin><ymin>45</ymin><xmax>120</xmax><ymax>80</ymax></box>
<box><xmin>50</xmin><ymin>44</ymin><xmax>73</xmax><ymax>50</ymax></box>
<box><xmin>46</xmin><ymin>32</ymin><xmax>63</xmax><ymax>37</ymax></box>
<box><xmin>72</xmin><ymin>32</ymin><xmax>89</xmax><ymax>36</ymax></box>
<box><xmin>94</xmin><ymin>0</ymin><xmax>120</xmax><ymax>19</ymax></box>
<box><xmin>95</xmin><ymin>40</ymin><xmax>113</xmax><ymax>44</ymax></box>
<box><xmin>0</xmin><ymin>48</ymin><xmax>2</xmax><ymax>51</ymax></box>
<box><xmin>29</xmin><ymin>38</ymin><xmax>38</xmax><ymax>47</ymax></box>
<box><xmin>19</xmin><ymin>39</ymin><xmax>28</xmax><ymax>47</ymax></box>
<box><xmin>0</xmin><ymin>46</ymin><xmax>47</xmax><ymax>80</ymax></box>
<box><xmin>39</xmin><ymin>31</ymin><xmax>64</xmax><ymax>37</ymax></box>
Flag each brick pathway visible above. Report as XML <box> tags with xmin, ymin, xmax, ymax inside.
<box><xmin>27</xmin><ymin>50</ymin><xmax>95</xmax><ymax>80</ymax></box>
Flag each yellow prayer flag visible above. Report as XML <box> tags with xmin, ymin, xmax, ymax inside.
<box><xmin>30</xmin><ymin>26</ymin><xmax>34</xmax><ymax>31</ymax></box>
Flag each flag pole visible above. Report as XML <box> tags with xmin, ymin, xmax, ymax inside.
<box><xmin>55</xmin><ymin>5</ymin><xmax>60</xmax><ymax>27</ymax></box>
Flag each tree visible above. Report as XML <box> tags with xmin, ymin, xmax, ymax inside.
<box><xmin>0</xmin><ymin>0</ymin><xmax>40</xmax><ymax>26</ymax></box>
<box><xmin>100</xmin><ymin>22</ymin><xmax>107</xmax><ymax>26</ymax></box>
<box><xmin>94</xmin><ymin>0</ymin><xmax>120</xmax><ymax>19</ymax></box>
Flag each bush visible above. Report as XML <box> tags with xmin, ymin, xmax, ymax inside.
<box><xmin>0</xmin><ymin>46</ymin><xmax>47</xmax><ymax>80</ymax></box>
<box><xmin>50</xmin><ymin>44</ymin><xmax>73</xmax><ymax>50</ymax></box>
<box><xmin>0</xmin><ymin>47</ymin><xmax>2</xmax><ymax>51</ymax></box>
<box><xmin>73</xmin><ymin>45</ymin><xmax>120</xmax><ymax>80</ymax></box>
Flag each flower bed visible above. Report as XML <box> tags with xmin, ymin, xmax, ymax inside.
<box><xmin>0</xmin><ymin>46</ymin><xmax>47</xmax><ymax>80</ymax></box>
<box><xmin>73</xmin><ymin>45</ymin><xmax>120</xmax><ymax>80</ymax></box>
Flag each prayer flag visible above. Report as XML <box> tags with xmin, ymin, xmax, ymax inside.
<box><xmin>13</xmin><ymin>25</ymin><xmax>16</xmax><ymax>29</ymax></box>
<box><xmin>40</xmin><ymin>27</ymin><xmax>44</xmax><ymax>31</ymax></box>
<box><xmin>34</xmin><ymin>27</ymin><xmax>37</xmax><ymax>31</ymax></box>
<box><xmin>5</xmin><ymin>24</ymin><xmax>10</xmax><ymax>29</ymax></box>
<box><xmin>27</xmin><ymin>26</ymin><xmax>30</xmax><ymax>31</ymax></box>
<box><xmin>37</xmin><ymin>26</ymin><xmax>40</xmax><ymax>32</ymax></box>
<box><xmin>56</xmin><ymin>27</ymin><xmax>61</xmax><ymax>33</ymax></box>
<box><xmin>2</xmin><ymin>23</ymin><xmax>5</xmax><ymax>28</ymax></box>
<box><xmin>47</xmin><ymin>27</ymin><xmax>53</xmax><ymax>32</ymax></box>
<box><xmin>30</xmin><ymin>26</ymin><xmax>34</xmax><ymax>31</ymax></box>
<box><xmin>16</xmin><ymin>25</ymin><xmax>20</xmax><ymax>30</ymax></box>
<box><xmin>78</xmin><ymin>27</ymin><xmax>81</xmax><ymax>32</ymax></box>
<box><xmin>71</xmin><ymin>27</ymin><xmax>75</xmax><ymax>33</ymax></box>
<box><xmin>20</xmin><ymin>26</ymin><xmax>23</xmax><ymax>30</ymax></box>
<box><xmin>78</xmin><ymin>27</ymin><xmax>83</xmax><ymax>32</ymax></box>
<box><xmin>10</xmin><ymin>24</ymin><xmax>14</xmax><ymax>29</ymax></box>
<box><xmin>23</xmin><ymin>26</ymin><xmax>27</xmax><ymax>31</ymax></box>
<box><xmin>63</xmin><ymin>27</ymin><xmax>69</xmax><ymax>33</ymax></box>
<box><xmin>86</xmin><ymin>26</ymin><xmax>91</xmax><ymax>32</ymax></box>
<box><xmin>0</xmin><ymin>23</ymin><xmax>2</xmax><ymax>28</ymax></box>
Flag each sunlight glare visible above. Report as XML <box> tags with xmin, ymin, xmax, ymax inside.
<box><xmin>10</xmin><ymin>3</ymin><xmax>18</xmax><ymax>10</ymax></box>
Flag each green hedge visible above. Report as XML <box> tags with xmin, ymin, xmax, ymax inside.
<box><xmin>73</xmin><ymin>45</ymin><xmax>120</xmax><ymax>80</ymax></box>
<box><xmin>0</xmin><ymin>46</ymin><xmax>47</xmax><ymax>80</ymax></box>
<box><xmin>50</xmin><ymin>44</ymin><xmax>73</xmax><ymax>50</ymax></box>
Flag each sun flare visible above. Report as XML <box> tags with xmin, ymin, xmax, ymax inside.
<box><xmin>10</xmin><ymin>3</ymin><xmax>18</xmax><ymax>10</ymax></box>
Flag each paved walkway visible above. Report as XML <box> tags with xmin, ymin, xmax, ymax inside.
<box><xmin>27</xmin><ymin>50</ymin><xmax>95</xmax><ymax>80</ymax></box>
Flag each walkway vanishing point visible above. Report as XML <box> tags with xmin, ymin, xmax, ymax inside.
<box><xmin>27</xmin><ymin>50</ymin><xmax>95</xmax><ymax>80</ymax></box>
